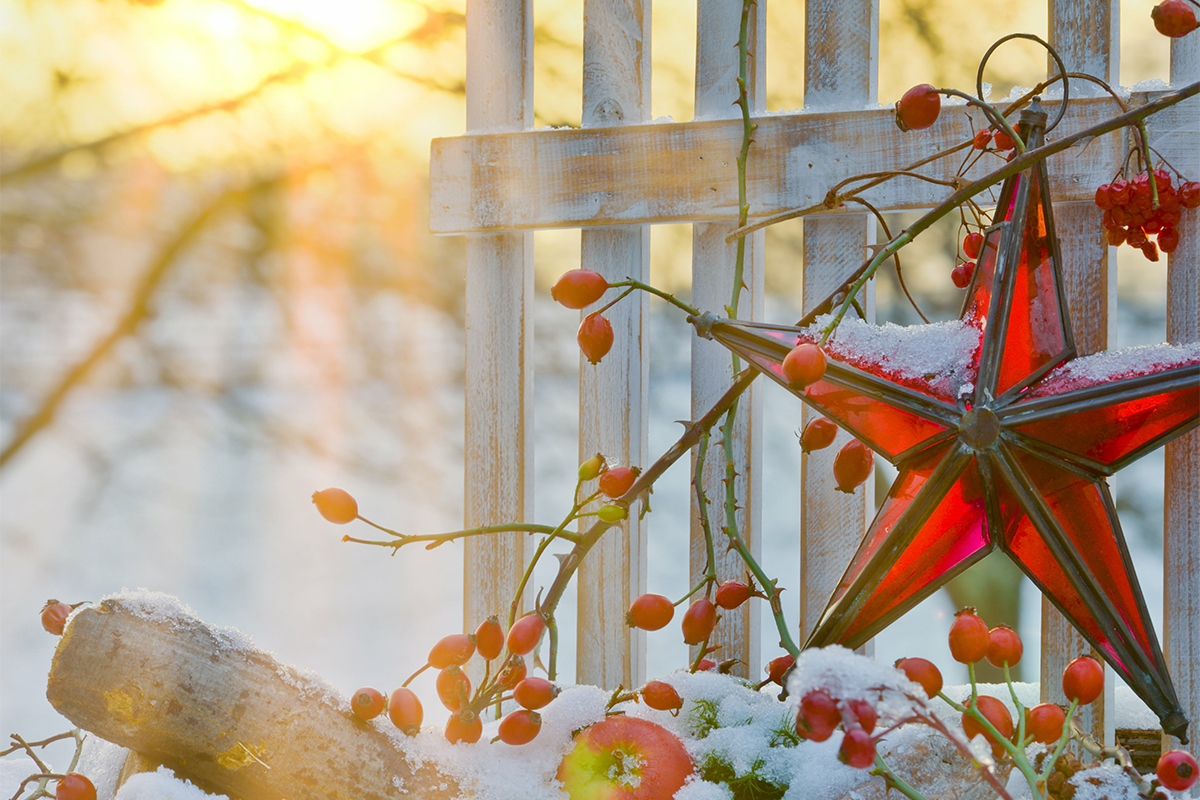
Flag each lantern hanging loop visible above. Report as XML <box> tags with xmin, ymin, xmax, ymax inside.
<box><xmin>977</xmin><ymin>33</ymin><xmax>1069</xmax><ymax>134</ymax></box>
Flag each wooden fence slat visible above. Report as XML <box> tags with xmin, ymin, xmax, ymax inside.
<box><xmin>576</xmin><ymin>0</ymin><xmax>652</xmax><ymax>690</ymax></box>
<box><xmin>1164</xmin><ymin>31</ymin><xmax>1199</xmax><ymax>754</ymax></box>
<box><xmin>797</xmin><ymin>0</ymin><xmax>878</xmax><ymax>647</ymax></box>
<box><xmin>428</xmin><ymin>95</ymin><xmax>1198</xmax><ymax>234</ymax></box>
<box><xmin>688</xmin><ymin>0</ymin><xmax>765</xmax><ymax>679</ymax></box>
<box><xmin>462</xmin><ymin>0</ymin><xmax>534</xmax><ymax>640</ymax></box>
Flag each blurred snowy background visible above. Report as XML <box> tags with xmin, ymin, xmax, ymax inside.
<box><xmin>0</xmin><ymin>0</ymin><xmax>1178</xmax><ymax>746</ymax></box>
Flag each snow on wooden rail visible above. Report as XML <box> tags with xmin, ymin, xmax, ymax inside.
<box><xmin>46</xmin><ymin>596</ymin><xmax>458</xmax><ymax>800</ymax></box>
<box><xmin>443</xmin><ymin>0</ymin><xmax>1200</xmax><ymax>754</ymax></box>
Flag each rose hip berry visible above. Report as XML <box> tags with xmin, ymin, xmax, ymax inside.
<box><xmin>351</xmin><ymin>687</ymin><xmax>387</xmax><ymax>720</ymax></box>
<box><xmin>498</xmin><ymin>708</ymin><xmax>542</xmax><ymax>745</ymax></box>
<box><xmin>1157</xmin><ymin>749</ymin><xmax>1199</xmax><ymax>792</ymax></box>
<box><xmin>626</xmin><ymin>593</ymin><xmax>675</xmax><ymax>631</ymax></box>
<box><xmin>796</xmin><ymin>689</ymin><xmax>841</xmax><ymax>742</ymax></box>
<box><xmin>1152</xmin><ymin>0</ymin><xmax>1199</xmax><ymax>37</ymax></box>
<box><xmin>800</xmin><ymin>417</ymin><xmax>838</xmax><ymax>454</ymax></box>
<box><xmin>55</xmin><ymin>774</ymin><xmax>96</xmax><ymax>800</ymax></box>
<box><xmin>765</xmin><ymin>654</ymin><xmax>795</xmax><ymax>686</ymax></box>
<box><xmin>507</xmin><ymin>613</ymin><xmax>547</xmax><ymax>656</ymax></box>
<box><xmin>895</xmin><ymin>84</ymin><xmax>941</xmax><ymax>132</ymax></box>
<box><xmin>41</xmin><ymin>601</ymin><xmax>72</xmax><ymax>636</ymax></box>
<box><xmin>578</xmin><ymin>313</ymin><xmax>614</xmax><ymax>365</ymax></box>
<box><xmin>838</xmin><ymin>726</ymin><xmax>877</xmax><ymax>769</ymax></box>
<box><xmin>963</xmin><ymin>695</ymin><xmax>1014</xmax><ymax>756</ymax></box>
<box><xmin>552</xmin><ymin>269</ymin><xmax>609</xmax><ymax>309</ymax></box>
<box><xmin>436</xmin><ymin>665</ymin><xmax>471</xmax><ymax>711</ymax></box>
<box><xmin>428</xmin><ymin>633</ymin><xmax>476</xmax><ymax>669</ymax></box>
<box><xmin>474</xmin><ymin>616</ymin><xmax>506</xmax><ymax>661</ymax></box>
<box><xmin>681</xmin><ymin>597</ymin><xmax>718</xmax><ymax>645</ymax></box>
<box><xmin>986</xmin><ymin>625</ymin><xmax>1023</xmax><ymax>668</ymax></box>
<box><xmin>993</xmin><ymin>129</ymin><xmax>1016</xmax><ymax>151</ymax></box>
<box><xmin>972</xmin><ymin>129</ymin><xmax>991</xmax><ymax>150</ymax></box>
<box><xmin>641</xmin><ymin>680</ymin><xmax>684</xmax><ymax>712</ymax></box>
<box><xmin>388</xmin><ymin>687</ymin><xmax>423</xmax><ymax>735</ymax></box>
<box><xmin>578</xmin><ymin>453</ymin><xmax>606</xmax><ymax>481</ymax></box>
<box><xmin>599</xmin><ymin>466</ymin><xmax>639</xmax><ymax>498</ymax></box>
<box><xmin>1026</xmin><ymin>702</ymin><xmax>1066</xmax><ymax>744</ymax></box>
<box><xmin>696</xmin><ymin>658</ymin><xmax>717</xmax><ymax>672</ymax></box>
<box><xmin>895</xmin><ymin>657</ymin><xmax>943</xmax><ymax>699</ymax></box>
<box><xmin>948</xmin><ymin>607</ymin><xmax>990</xmax><ymax>664</ymax></box>
<box><xmin>714</xmin><ymin>580</ymin><xmax>753</xmax><ymax>610</ymax></box>
<box><xmin>312</xmin><ymin>488</ymin><xmax>358</xmax><ymax>524</ymax></box>
<box><xmin>845</xmin><ymin>699</ymin><xmax>878</xmax><ymax>734</ymax></box>
<box><xmin>833</xmin><ymin>440</ymin><xmax>874</xmax><ymax>494</ymax></box>
<box><xmin>781</xmin><ymin>343</ymin><xmax>827</xmax><ymax>390</ymax></box>
<box><xmin>1062</xmin><ymin>655</ymin><xmax>1104</xmax><ymax>704</ymax></box>
<box><xmin>497</xmin><ymin>656</ymin><xmax>527</xmax><ymax>689</ymax></box>
<box><xmin>513</xmin><ymin>677</ymin><xmax>559</xmax><ymax>710</ymax></box>
<box><xmin>445</xmin><ymin>710</ymin><xmax>483</xmax><ymax>744</ymax></box>
<box><xmin>597</xmin><ymin>504</ymin><xmax>627</xmax><ymax>522</ymax></box>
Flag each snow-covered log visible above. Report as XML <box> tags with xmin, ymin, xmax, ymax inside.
<box><xmin>46</xmin><ymin>597</ymin><xmax>458</xmax><ymax>800</ymax></box>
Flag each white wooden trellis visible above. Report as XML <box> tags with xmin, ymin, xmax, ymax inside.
<box><xmin>435</xmin><ymin>0</ymin><xmax>1199</xmax><ymax>749</ymax></box>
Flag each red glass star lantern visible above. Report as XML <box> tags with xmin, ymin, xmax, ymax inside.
<box><xmin>698</xmin><ymin>102</ymin><xmax>1199</xmax><ymax>741</ymax></box>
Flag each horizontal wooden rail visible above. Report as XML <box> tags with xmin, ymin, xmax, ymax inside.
<box><xmin>430</xmin><ymin>92</ymin><xmax>1197</xmax><ymax>234</ymax></box>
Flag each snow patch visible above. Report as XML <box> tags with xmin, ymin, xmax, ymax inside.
<box><xmin>115</xmin><ymin>766</ymin><xmax>230</xmax><ymax>800</ymax></box>
<box><xmin>1027</xmin><ymin>341</ymin><xmax>1199</xmax><ymax>397</ymax></box>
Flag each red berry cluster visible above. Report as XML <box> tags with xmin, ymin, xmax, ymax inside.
<box><xmin>1095</xmin><ymin>169</ymin><xmax>1199</xmax><ymax>261</ymax></box>
<box><xmin>794</xmin><ymin>688</ymin><xmax>880</xmax><ymax>769</ymax></box>
<box><xmin>951</xmin><ymin>231</ymin><xmax>984</xmax><ymax>289</ymax></box>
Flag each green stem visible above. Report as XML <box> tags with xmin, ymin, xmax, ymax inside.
<box><xmin>1137</xmin><ymin>121</ymin><xmax>1159</xmax><ymax>209</ymax></box>
<box><xmin>608</xmin><ymin>279</ymin><xmax>700</xmax><ymax>316</ymax></box>
<box><xmin>872</xmin><ymin>753</ymin><xmax>930</xmax><ymax>800</ymax></box>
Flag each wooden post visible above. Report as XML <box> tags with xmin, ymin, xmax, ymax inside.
<box><xmin>1041</xmin><ymin>0</ymin><xmax>1118</xmax><ymax>744</ymax></box>
<box><xmin>1164</xmin><ymin>30</ymin><xmax>1199</xmax><ymax>754</ymax></box>
<box><xmin>462</xmin><ymin>0</ymin><xmax>535</xmax><ymax>639</ymax></box>
<box><xmin>47</xmin><ymin>600</ymin><xmax>456</xmax><ymax>800</ymax></box>
<box><xmin>689</xmin><ymin>0</ymin><xmax>765</xmax><ymax>678</ymax></box>
<box><xmin>798</xmin><ymin>0</ymin><xmax>878</xmax><ymax>647</ymax></box>
<box><xmin>576</xmin><ymin>0</ymin><xmax>652</xmax><ymax>690</ymax></box>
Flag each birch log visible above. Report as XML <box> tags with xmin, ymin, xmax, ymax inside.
<box><xmin>46</xmin><ymin>599</ymin><xmax>457</xmax><ymax>800</ymax></box>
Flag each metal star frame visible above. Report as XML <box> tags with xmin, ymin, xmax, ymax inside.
<box><xmin>703</xmin><ymin>104</ymin><xmax>1199</xmax><ymax>741</ymax></box>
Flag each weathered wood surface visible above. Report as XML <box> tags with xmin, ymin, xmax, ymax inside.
<box><xmin>47</xmin><ymin>600</ymin><xmax>457</xmax><ymax>800</ymax></box>
<box><xmin>798</xmin><ymin>0</ymin><xmax>877</xmax><ymax>648</ymax></box>
<box><xmin>1163</xmin><ymin>22</ymin><xmax>1199</xmax><ymax>755</ymax></box>
<box><xmin>687</xmin><ymin>0</ymin><xmax>765</xmax><ymax>679</ymax></box>
<box><xmin>462</xmin><ymin>0</ymin><xmax>534</xmax><ymax>643</ymax></box>
<box><xmin>576</xmin><ymin>0</ymin><xmax>651</xmax><ymax>690</ymax></box>
<box><xmin>429</xmin><ymin>93</ymin><xmax>1199</xmax><ymax>234</ymax></box>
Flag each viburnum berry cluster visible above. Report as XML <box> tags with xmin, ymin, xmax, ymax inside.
<box><xmin>1094</xmin><ymin>168</ymin><xmax>1199</xmax><ymax>261</ymax></box>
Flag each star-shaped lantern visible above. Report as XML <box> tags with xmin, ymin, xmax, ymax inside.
<box><xmin>699</xmin><ymin>102</ymin><xmax>1199</xmax><ymax>741</ymax></box>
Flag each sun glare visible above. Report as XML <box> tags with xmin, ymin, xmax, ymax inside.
<box><xmin>244</xmin><ymin>0</ymin><xmax>425</xmax><ymax>51</ymax></box>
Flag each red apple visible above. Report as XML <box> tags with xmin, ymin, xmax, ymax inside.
<box><xmin>556</xmin><ymin>715</ymin><xmax>693</xmax><ymax>799</ymax></box>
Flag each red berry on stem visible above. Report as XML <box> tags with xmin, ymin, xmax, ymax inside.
<box><xmin>513</xmin><ymin>677</ymin><xmax>559</xmax><ymax>710</ymax></box>
<box><xmin>1140</xmin><ymin>241</ymin><xmax>1161</xmax><ymax>262</ymax></box>
<box><xmin>681</xmin><ymin>598</ymin><xmax>718</xmax><ymax>645</ymax></box>
<box><xmin>599</xmin><ymin>466</ymin><xmax>639</xmax><ymax>498</ymax></box>
<box><xmin>895</xmin><ymin>84</ymin><xmax>941</xmax><ymax>131</ymax></box>
<box><xmin>1157</xmin><ymin>749</ymin><xmax>1199</xmax><ymax>791</ymax></box>
<box><xmin>55</xmin><ymin>774</ymin><xmax>96</xmax><ymax>800</ymax></box>
<box><xmin>445</xmin><ymin>710</ymin><xmax>483</xmax><ymax>744</ymax></box>
<box><xmin>1106</xmin><ymin>227</ymin><xmax>1127</xmax><ymax>247</ymax></box>
<box><xmin>1157</xmin><ymin>226</ymin><xmax>1180</xmax><ymax>254</ymax></box>
<box><xmin>695</xmin><ymin>658</ymin><xmax>717</xmax><ymax>671</ymax></box>
<box><xmin>963</xmin><ymin>695</ymin><xmax>1014</xmax><ymax>756</ymax></box>
<box><xmin>429</xmin><ymin>633</ymin><xmax>476</xmax><ymax>669</ymax></box>
<box><xmin>475</xmin><ymin>616</ymin><xmax>506</xmax><ymax>661</ymax></box>
<box><xmin>312</xmin><ymin>488</ymin><xmax>358</xmax><ymax>524</ymax></box>
<box><xmin>1152</xmin><ymin>0</ymin><xmax>1199</xmax><ymax>37</ymax></box>
<box><xmin>781</xmin><ymin>343</ymin><xmax>827</xmax><ymax>390</ymax></box>
<box><xmin>992</xmin><ymin>129</ymin><xmax>1016</xmax><ymax>151</ymax></box>
<box><xmin>1026</xmin><ymin>703</ymin><xmax>1066</xmax><ymax>745</ymax></box>
<box><xmin>986</xmin><ymin>625</ymin><xmax>1023</xmax><ymax>668</ymax></box>
<box><xmin>845</xmin><ymin>699</ymin><xmax>878</xmax><ymax>734</ymax></box>
<box><xmin>765</xmin><ymin>654</ymin><xmax>795</xmax><ymax>686</ymax></box>
<box><xmin>42</xmin><ymin>601</ymin><xmax>71</xmax><ymax>635</ymax></box>
<box><xmin>627</xmin><ymin>593</ymin><xmax>675</xmax><ymax>631</ymax></box>
<box><xmin>1094</xmin><ymin>184</ymin><xmax>1115</xmax><ymax>211</ymax></box>
<box><xmin>833</xmin><ymin>440</ymin><xmax>873</xmax><ymax>494</ymax></box>
<box><xmin>352</xmin><ymin>687</ymin><xmax>386</xmax><ymax>720</ymax></box>
<box><xmin>838</xmin><ymin>726</ymin><xmax>877</xmax><ymax>769</ymax></box>
<box><xmin>388</xmin><ymin>687</ymin><xmax>423</xmax><ymax>734</ymax></box>
<box><xmin>1111</xmin><ymin>178</ymin><xmax>1131</xmax><ymax>205</ymax></box>
<box><xmin>962</xmin><ymin>232</ymin><xmax>984</xmax><ymax>259</ymax></box>
<box><xmin>552</xmin><ymin>269</ymin><xmax>609</xmax><ymax>309</ymax></box>
<box><xmin>1062</xmin><ymin>655</ymin><xmax>1104</xmax><ymax>704</ymax></box>
<box><xmin>714</xmin><ymin>580</ymin><xmax>753</xmax><ymax>610</ymax></box>
<box><xmin>578</xmin><ymin>313</ymin><xmax>614</xmax><ymax>365</ymax></box>
<box><xmin>497</xmin><ymin>657</ymin><xmax>527</xmax><ymax>689</ymax></box>
<box><xmin>895</xmin><ymin>657</ymin><xmax>943</xmax><ymax>699</ymax></box>
<box><xmin>436</xmin><ymin>665</ymin><xmax>471</xmax><ymax>711</ymax></box>
<box><xmin>1180</xmin><ymin>181</ymin><xmax>1200</xmax><ymax>209</ymax></box>
<box><xmin>951</xmin><ymin>262</ymin><xmax>975</xmax><ymax>289</ymax></box>
<box><xmin>972</xmin><ymin>129</ymin><xmax>991</xmax><ymax>150</ymax></box>
<box><xmin>498</xmin><ymin>708</ymin><xmax>542</xmax><ymax>745</ymax></box>
<box><xmin>800</xmin><ymin>417</ymin><xmax>838</xmax><ymax>454</ymax></box>
<box><xmin>948</xmin><ymin>608</ymin><xmax>990</xmax><ymax>664</ymax></box>
<box><xmin>796</xmin><ymin>690</ymin><xmax>841</xmax><ymax>742</ymax></box>
<box><xmin>641</xmin><ymin>680</ymin><xmax>684</xmax><ymax>712</ymax></box>
<box><xmin>507</xmin><ymin>613</ymin><xmax>546</xmax><ymax>656</ymax></box>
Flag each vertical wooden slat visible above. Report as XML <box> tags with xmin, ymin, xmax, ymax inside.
<box><xmin>1041</xmin><ymin>0</ymin><xmax>1117</xmax><ymax>744</ymax></box>
<box><xmin>462</xmin><ymin>0</ymin><xmax>534</xmax><ymax>637</ymax></box>
<box><xmin>1163</xmin><ymin>32</ymin><xmax>1199</xmax><ymax>754</ymax></box>
<box><xmin>798</xmin><ymin>0</ymin><xmax>878</xmax><ymax>646</ymax></box>
<box><xmin>690</xmin><ymin>0</ymin><xmax>765</xmax><ymax>678</ymax></box>
<box><xmin>576</xmin><ymin>0</ymin><xmax>652</xmax><ymax>690</ymax></box>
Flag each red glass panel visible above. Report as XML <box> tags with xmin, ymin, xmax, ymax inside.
<box><xmin>804</xmin><ymin>378</ymin><xmax>949</xmax><ymax>461</ymax></box>
<box><xmin>1014</xmin><ymin>386</ymin><xmax>1199</xmax><ymax>468</ymax></box>
<box><xmin>837</xmin><ymin>458</ymin><xmax>991</xmax><ymax>644</ymax></box>
<box><xmin>962</xmin><ymin>174</ymin><xmax>1021</xmax><ymax>336</ymax></box>
<box><xmin>997</xmin><ymin>451</ymin><xmax>1154</xmax><ymax>671</ymax></box>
